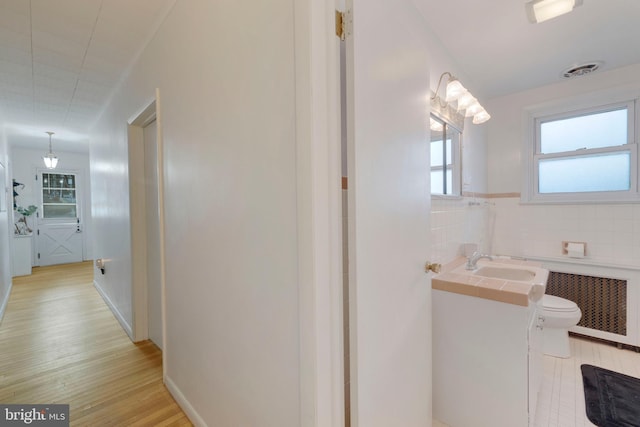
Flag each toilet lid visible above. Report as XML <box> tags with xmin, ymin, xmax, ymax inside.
<box><xmin>543</xmin><ymin>295</ymin><xmax>578</xmax><ymax>312</ymax></box>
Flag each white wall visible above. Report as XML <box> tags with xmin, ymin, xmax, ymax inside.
<box><xmin>0</xmin><ymin>126</ymin><xmax>11</xmax><ymax>320</ymax></box>
<box><xmin>11</xmin><ymin>147</ymin><xmax>92</xmax><ymax>262</ymax></box>
<box><xmin>423</xmin><ymin>22</ymin><xmax>489</xmax><ymax>197</ymax></box>
<box><xmin>487</xmin><ymin>63</ymin><xmax>640</xmax><ymax>195</ymax></box>
<box><xmin>486</xmin><ymin>63</ymin><xmax>640</xmax><ymax>266</ymax></box>
<box><xmin>421</xmin><ymin>15</ymin><xmax>491</xmax><ymax>264</ymax></box>
<box><xmin>90</xmin><ymin>1</ymin><xmax>301</xmax><ymax>425</ymax></box>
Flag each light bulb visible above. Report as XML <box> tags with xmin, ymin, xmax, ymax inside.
<box><xmin>43</xmin><ymin>154</ymin><xmax>58</xmax><ymax>169</ymax></box>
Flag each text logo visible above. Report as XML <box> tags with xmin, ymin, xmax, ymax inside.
<box><xmin>0</xmin><ymin>405</ymin><xmax>69</xmax><ymax>426</ymax></box>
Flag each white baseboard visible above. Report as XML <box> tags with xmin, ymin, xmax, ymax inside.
<box><xmin>93</xmin><ymin>280</ymin><xmax>204</xmax><ymax>425</ymax></box>
<box><xmin>165</xmin><ymin>375</ymin><xmax>207</xmax><ymax>426</ymax></box>
<box><xmin>0</xmin><ymin>281</ymin><xmax>12</xmax><ymax>324</ymax></box>
<box><xmin>93</xmin><ymin>279</ymin><xmax>133</xmax><ymax>339</ymax></box>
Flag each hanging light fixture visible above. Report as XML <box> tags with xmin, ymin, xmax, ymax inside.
<box><xmin>43</xmin><ymin>131</ymin><xmax>58</xmax><ymax>169</ymax></box>
<box><xmin>431</xmin><ymin>72</ymin><xmax>490</xmax><ymax>125</ymax></box>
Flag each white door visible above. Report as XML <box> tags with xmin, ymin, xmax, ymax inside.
<box><xmin>345</xmin><ymin>1</ymin><xmax>432</xmax><ymax>426</ymax></box>
<box><xmin>37</xmin><ymin>171</ymin><xmax>84</xmax><ymax>266</ymax></box>
<box><xmin>144</xmin><ymin>119</ymin><xmax>163</xmax><ymax>349</ymax></box>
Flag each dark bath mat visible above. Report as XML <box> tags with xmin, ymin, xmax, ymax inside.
<box><xmin>582</xmin><ymin>364</ymin><xmax>640</xmax><ymax>426</ymax></box>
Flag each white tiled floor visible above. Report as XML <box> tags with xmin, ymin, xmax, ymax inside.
<box><xmin>534</xmin><ymin>336</ymin><xmax>640</xmax><ymax>427</ymax></box>
<box><xmin>434</xmin><ymin>336</ymin><xmax>640</xmax><ymax>427</ymax></box>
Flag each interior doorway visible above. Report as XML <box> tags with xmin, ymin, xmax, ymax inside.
<box><xmin>143</xmin><ymin>119</ymin><xmax>162</xmax><ymax>349</ymax></box>
<box><xmin>128</xmin><ymin>97</ymin><xmax>166</xmax><ymax>352</ymax></box>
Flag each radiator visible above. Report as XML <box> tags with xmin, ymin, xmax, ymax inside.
<box><xmin>546</xmin><ymin>271</ymin><xmax>627</xmax><ymax>336</ymax></box>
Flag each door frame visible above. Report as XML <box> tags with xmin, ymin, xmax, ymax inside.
<box><xmin>127</xmin><ymin>93</ymin><xmax>167</xmax><ymax>374</ymax></box>
<box><xmin>34</xmin><ymin>167</ymin><xmax>85</xmax><ymax>267</ymax></box>
<box><xmin>294</xmin><ymin>1</ymin><xmax>345</xmax><ymax>426</ymax></box>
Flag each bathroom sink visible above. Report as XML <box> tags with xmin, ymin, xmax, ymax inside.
<box><xmin>475</xmin><ymin>266</ymin><xmax>536</xmax><ymax>281</ymax></box>
<box><xmin>449</xmin><ymin>259</ymin><xmax>549</xmax><ymax>302</ymax></box>
<box><xmin>452</xmin><ymin>260</ymin><xmax>546</xmax><ymax>284</ymax></box>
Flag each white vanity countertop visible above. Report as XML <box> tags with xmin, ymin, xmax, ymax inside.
<box><xmin>432</xmin><ymin>257</ymin><xmax>548</xmax><ymax>307</ymax></box>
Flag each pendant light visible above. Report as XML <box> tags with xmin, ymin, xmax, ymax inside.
<box><xmin>43</xmin><ymin>131</ymin><xmax>58</xmax><ymax>169</ymax></box>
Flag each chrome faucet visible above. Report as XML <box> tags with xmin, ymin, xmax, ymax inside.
<box><xmin>466</xmin><ymin>251</ymin><xmax>494</xmax><ymax>270</ymax></box>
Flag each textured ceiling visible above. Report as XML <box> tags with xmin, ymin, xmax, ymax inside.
<box><xmin>0</xmin><ymin>0</ymin><xmax>175</xmax><ymax>153</ymax></box>
<box><xmin>2</xmin><ymin>1</ymin><xmax>639</xmax><ymax>153</ymax></box>
<box><xmin>414</xmin><ymin>0</ymin><xmax>640</xmax><ymax>100</ymax></box>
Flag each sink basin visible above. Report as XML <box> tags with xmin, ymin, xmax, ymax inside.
<box><xmin>449</xmin><ymin>259</ymin><xmax>549</xmax><ymax>302</ymax></box>
<box><xmin>475</xmin><ymin>266</ymin><xmax>536</xmax><ymax>281</ymax></box>
<box><xmin>452</xmin><ymin>260</ymin><xmax>547</xmax><ymax>284</ymax></box>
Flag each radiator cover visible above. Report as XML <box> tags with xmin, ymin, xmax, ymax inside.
<box><xmin>546</xmin><ymin>271</ymin><xmax>627</xmax><ymax>336</ymax></box>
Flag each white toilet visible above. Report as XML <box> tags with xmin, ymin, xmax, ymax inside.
<box><xmin>541</xmin><ymin>295</ymin><xmax>582</xmax><ymax>358</ymax></box>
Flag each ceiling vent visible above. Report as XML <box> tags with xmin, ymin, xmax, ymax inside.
<box><xmin>562</xmin><ymin>62</ymin><xmax>603</xmax><ymax>78</ymax></box>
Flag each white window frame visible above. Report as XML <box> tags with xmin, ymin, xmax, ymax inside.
<box><xmin>430</xmin><ymin>113</ymin><xmax>462</xmax><ymax>198</ymax></box>
<box><xmin>523</xmin><ymin>94</ymin><xmax>639</xmax><ymax>204</ymax></box>
<box><xmin>39</xmin><ymin>170</ymin><xmax>81</xmax><ymax>220</ymax></box>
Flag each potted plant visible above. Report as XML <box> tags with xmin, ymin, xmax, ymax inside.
<box><xmin>15</xmin><ymin>205</ymin><xmax>38</xmax><ymax>235</ymax></box>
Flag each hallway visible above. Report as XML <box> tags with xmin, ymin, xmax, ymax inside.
<box><xmin>0</xmin><ymin>262</ymin><xmax>190</xmax><ymax>426</ymax></box>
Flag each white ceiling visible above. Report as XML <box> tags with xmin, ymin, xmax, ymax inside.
<box><xmin>0</xmin><ymin>0</ymin><xmax>175</xmax><ymax>153</ymax></box>
<box><xmin>414</xmin><ymin>0</ymin><xmax>640</xmax><ymax>99</ymax></box>
<box><xmin>1</xmin><ymin>1</ymin><xmax>639</xmax><ymax>154</ymax></box>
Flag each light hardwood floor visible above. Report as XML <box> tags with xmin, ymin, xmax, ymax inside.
<box><xmin>0</xmin><ymin>262</ymin><xmax>191</xmax><ymax>426</ymax></box>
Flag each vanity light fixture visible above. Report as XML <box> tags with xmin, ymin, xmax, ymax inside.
<box><xmin>429</xmin><ymin>117</ymin><xmax>444</xmax><ymax>132</ymax></box>
<box><xmin>472</xmin><ymin>109</ymin><xmax>491</xmax><ymax>125</ymax></box>
<box><xmin>431</xmin><ymin>72</ymin><xmax>490</xmax><ymax>125</ymax></box>
<box><xmin>455</xmin><ymin>92</ymin><xmax>477</xmax><ymax>112</ymax></box>
<box><xmin>525</xmin><ymin>0</ymin><xmax>583</xmax><ymax>23</ymax></box>
<box><xmin>43</xmin><ymin>131</ymin><xmax>58</xmax><ymax>169</ymax></box>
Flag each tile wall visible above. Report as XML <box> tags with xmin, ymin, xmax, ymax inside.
<box><xmin>431</xmin><ymin>196</ymin><xmax>640</xmax><ymax>269</ymax></box>
<box><xmin>430</xmin><ymin>196</ymin><xmax>493</xmax><ymax>265</ymax></box>
<box><xmin>492</xmin><ymin>198</ymin><xmax>640</xmax><ymax>268</ymax></box>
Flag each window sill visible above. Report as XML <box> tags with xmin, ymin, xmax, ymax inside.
<box><xmin>520</xmin><ymin>194</ymin><xmax>640</xmax><ymax>205</ymax></box>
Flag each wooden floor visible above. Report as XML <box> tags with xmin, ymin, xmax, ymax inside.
<box><xmin>0</xmin><ymin>262</ymin><xmax>191</xmax><ymax>426</ymax></box>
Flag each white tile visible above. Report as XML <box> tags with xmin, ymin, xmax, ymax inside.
<box><xmin>535</xmin><ymin>336</ymin><xmax>640</xmax><ymax>427</ymax></box>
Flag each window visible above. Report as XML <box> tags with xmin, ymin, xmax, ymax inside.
<box><xmin>430</xmin><ymin>114</ymin><xmax>461</xmax><ymax>196</ymax></box>
<box><xmin>42</xmin><ymin>173</ymin><xmax>78</xmax><ymax>218</ymax></box>
<box><xmin>525</xmin><ymin>99</ymin><xmax>637</xmax><ymax>203</ymax></box>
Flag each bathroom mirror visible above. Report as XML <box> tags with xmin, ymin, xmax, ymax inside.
<box><xmin>430</xmin><ymin>113</ymin><xmax>461</xmax><ymax>196</ymax></box>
